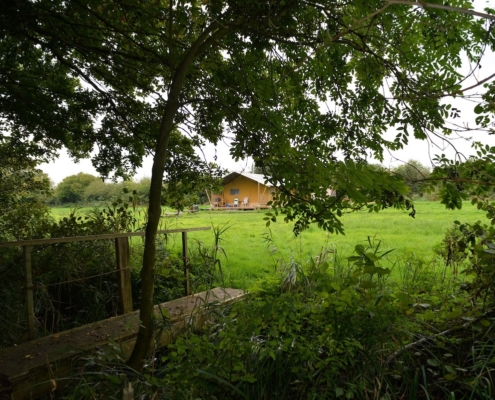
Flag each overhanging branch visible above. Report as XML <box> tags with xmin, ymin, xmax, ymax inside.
<box><xmin>388</xmin><ymin>1</ymin><xmax>495</xmax><ymax>21</ymax></box>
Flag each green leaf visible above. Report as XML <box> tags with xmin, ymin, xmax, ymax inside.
<box><xmin>365</xmin><ymin>252</ymin><xmax>378</xmax><ymax>262</ymax></box>
<box><xmin>445</xmin><ymin>365</ymin><xmax>457</xmax><ymax>375</ymax></box>
<box><xmin>363</xmin><ymin>266</ymin><xmax>379</xmax><ymax>274</ymax></box>
<box><xmin>355</xmin><ymin>244</ymin><xmax>365</xmax><ymax>255</ymax></box>
<box><xmin>446</xmin><ymin>309</ymin><xmax>462</xmax><ymax>319</ymax></box>
<box><xmin>423</xmin><ymin>310</ymin><xmax>435</xmax><ymax>321</ymax></box>
<box><xmin>105</xmin><ymin>375</ymin><xmax>122</xmax><ymax>384</ymax></box>
<box><xmin>397</xmin><ymin>292</ymin><xmax>409</xmax><ymax>303</ymax></box>
<box><xmin>427</xmin><ymin>358</ymin><xmax>439</xmax><ymax>367</ymax></box>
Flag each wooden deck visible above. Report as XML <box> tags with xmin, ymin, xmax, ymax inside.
<box><xmin>0</xmin><ymin>288</ymin><xmax>245</xmax><ymax>400</ymax></box>
<box><xmin>209</xmin><ymin>205</ymin><xmax>271</xmax><ymax>211</ymax></box>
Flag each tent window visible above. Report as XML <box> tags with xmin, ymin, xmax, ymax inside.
<box><xmin>230</xmin><ymin>188</ymin><xmax>240</xmax><ymax>195</ymax></box>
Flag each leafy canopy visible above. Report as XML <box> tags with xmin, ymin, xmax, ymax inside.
<box><xmin>2</xmin><ymin>1</ymin><xmax>493</xmax><ymax>230</ymax></box>
<box><xmin>2</xmin><ymin>0</ymin><xmax>495</xmax><ymax>368</ymax></box>
<box><xmin>55</xmin><ymin>173</ymin><xmax>100</xmax><ymax>204</ymax></box>
<box><xmin>0</xmin><ymin>140</ymin><xmax>53</xmax><ymax>240</ymax></box>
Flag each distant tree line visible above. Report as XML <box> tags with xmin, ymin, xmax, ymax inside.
<box><xmin>51</xmin><ymin>173</ymin><xmax>151</xmax><ymax>205</ymax></box>
<box><xmin>18</xmin><ymin>158</ymin><xmax>441</xmax><ymax>208</ymax></box>
<box><xmin>2</xmin><ymin>159</ymin><xmax>441</xmax><ymax>210</ymax></box>
<box><xmin>254</xmin><ymin>159</ymin><xmax>433</xmax><ymax>198</ymax></box>
<box><xmin>50</xmin><ymin>171</ymin><xmax>218</xmax><ymax>207</ymax></box>
<box><xmin>371</xmin><ymin>160</ymin><xmax>432</xmax><ymax>198</ymax></box>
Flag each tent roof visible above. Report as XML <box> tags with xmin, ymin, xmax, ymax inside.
<box><xmin>222</xmin><ymin>172</ymin><xmax>273</xmax><ymax>187</ymax></box>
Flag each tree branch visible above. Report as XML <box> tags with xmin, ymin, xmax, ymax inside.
<box><xmin>387</xmin><ymin>1</ymin><xmax>495</xmax><ymax>21</ymax></box>
<box><xmin>386</xmin><ymin>307</ymin><xmax>495</xmax><ymax>365</ymax></box>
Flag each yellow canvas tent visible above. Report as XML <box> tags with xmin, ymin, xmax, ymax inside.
<box><xmin>210</xmin><ymin>172</ymin><xmax>275</xmax><ymax>209</ymax></box>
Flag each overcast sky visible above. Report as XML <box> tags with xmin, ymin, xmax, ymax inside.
<box><xmin>40</xmin><ymin>1</ymin><xmax>495</xmax><ymax>185</ymax></box>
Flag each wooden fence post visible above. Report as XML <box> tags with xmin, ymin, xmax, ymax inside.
<box><xmin>182</xmin><ymin>232</ymin><xmax>190</xmax><ymax>296</ymax></box>
<box><xmin>123</xmin><ymin>382</ymin><xmax>134</xmax><ymax>400</ymax></box>
<box><xmin>115</xmin><ymin>237</ymin><xmax>133</xmax><ymax>314</ymax></box>
<box><xmin>23</xmin><ymin>245</ymin><xmax>35</xmax><ymax>341</ymax></box>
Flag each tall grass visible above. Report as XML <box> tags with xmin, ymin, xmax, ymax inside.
<box><xmin>51</xmin><ymin>201</ymin><xmax>484</xmax><ymax>289</ymax></box>
<box><xmin>58</xmin><ymin>231</ymin><xmax>495</xmax><ymax>400</ymax></box>
<box><xmin>6</xmin><ymin>200</ymin><xmax>490</xmax><ymax>399</ymax></box>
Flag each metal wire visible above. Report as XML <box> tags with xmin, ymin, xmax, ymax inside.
<box><xmin>39</xmin><ymin>268</ymin><xmax>130</xmax><ymax>287</ymax></box>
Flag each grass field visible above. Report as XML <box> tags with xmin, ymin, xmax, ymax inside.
<box><xmin>50</xmin><ymin>201</ymin><xmax>486</xmax><ymax>289</ymax></box>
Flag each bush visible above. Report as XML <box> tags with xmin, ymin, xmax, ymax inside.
<box><xmin>49</xmin><ymin>237</ymin><xmax>495</xmax><ymax>400</ymax></box>
<box><xmin>0</xmin><ymin>196</ymin><xmax>144</xmax><ymax>346</ymax></box>
<box><xmin>433</xmin><ymin>224</ymin><xmax>470</xmax><ymax>277</ymax></box>
<box><xmin>153</xmin><ymin>242</ymin><xmax>406</xmax><ymax>400</ymax></box>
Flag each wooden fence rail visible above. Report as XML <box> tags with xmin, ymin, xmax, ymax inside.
<box><xmin>0</xmin><ymin>227</ymin><xmax>210</xmax><ymax>341</ymax></box>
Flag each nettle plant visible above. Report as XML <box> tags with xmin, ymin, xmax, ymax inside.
<box><xmin>451</xmin><ymin>198</ymin><xmax>495</xmax><ymax>308</ymax></box>
<box><xmin>427</xmin><ymin>147</ymin><xmax>495</xmax><ymax>308</ymax></box>
<box><xmin>155</xmin><ymin>245</ymin><xmax>405</xmax><ymax>400</ymax></box>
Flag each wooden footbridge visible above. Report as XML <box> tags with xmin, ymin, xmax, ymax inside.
<box><xmin>0</xmin><ymin>228</ymin><xmax>245</xmax><ymax>400</ymax></box>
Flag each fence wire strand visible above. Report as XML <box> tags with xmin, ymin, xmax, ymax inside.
<box><xmin>39</xmin><ymin>268</ymin><xmax>130</xmax><ymax>288</ymax></box>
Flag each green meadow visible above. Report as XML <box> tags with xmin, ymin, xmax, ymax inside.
<box><xmin>50</xmin><ymin>201</ymin><xmax>486</xmax><ymax>289</ymax></box>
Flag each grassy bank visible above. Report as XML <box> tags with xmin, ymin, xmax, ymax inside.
<box><xmin>50</xmin><ymin>201</ymin><xmax>485</xmax><ymax>289</ymax></box>
<box><xmin>35</xmin><ymin>202</ymin><xmax>495</xmax><ymax>399</ymax></box>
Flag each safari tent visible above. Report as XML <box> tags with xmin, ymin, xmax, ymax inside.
<box><xmin>209</xmin><ymin>172</ymin><xmax>275</xmax><ymax>209</ymax></box>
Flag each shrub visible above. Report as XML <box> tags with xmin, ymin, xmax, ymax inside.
<box><xmin>433</xmin><ymin>224</ymin><xmax>470</xmax><ymax>277</ymax></box>
<box><xmin>155</xmin><ymin>243</ymin><xmax>406</xmax><ymax>400</ymax></box>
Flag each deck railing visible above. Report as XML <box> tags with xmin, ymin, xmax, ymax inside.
<box><xmin>0</xmin><ymin>227</ymin><xmax>210</xmax><ymax>341</ymax></box>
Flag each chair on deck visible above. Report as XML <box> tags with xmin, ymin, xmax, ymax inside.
<box><xmin>213</xmin><ymin>197</ymin><xmax>223</xmax><ymax>207</ymax></box>
<box><xmin>233</xmin><ymin>198</ymin><xmax>239</xmax><ymax>207</ymax></box>
<box><xmin>242</xmin><ymin>197</ymin><xmax>249</xmax><ymax>207</ymax></box>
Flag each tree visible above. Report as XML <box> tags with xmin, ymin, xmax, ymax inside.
<box><xmin>2</xmin><ymin>0</ymin><xmax>495</xmax><ymax>370</ymax></box>
<box><xmin>162</xmin><ymin>130</ymin><xmax>224</xmax><ymax>211</ymax></box>
<box><xmin>134</xmin><ymin>178</ymin><xmax>151</xmax><ymax>204</ymax></box>
<box><xmin>393</xmin><ymin>160</ymin><xmax>431</xmax><ymax>196</ymax></box>
<box><xmin>0</xmin><ymin>140</ymin><xmax>53</xmax><ymax>240</ymax></box>
<box><xmin>55</xmin><ymin>173</ymin><xmax>100</xmax><ymax>204</ymax></box>
<box><xmin>84</xmin><ymin>180</ymin><xmax>113</xmax><ymax>203</ymax></box>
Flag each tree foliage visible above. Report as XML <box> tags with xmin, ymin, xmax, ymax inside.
<box><xmin>2</xmin><ymin>0</ymin><xmax>495</xmax><ymax>369</ymax></box>
<box><xmin>0</xmin><ymin>140</ymin><xmax>53</xmax><ymax>240</ymax></box>
<box><xmin>84</xmin><ymin>179</ymin><xmax>112</xmax><ymax>203</ymax></box>
<box><xmin>162</xmin><ymin>130</ymin><xmax>224</xmax><ymax>211</ymax></box>
<box><xmin>55</xmin><ymin>173</ymin><xmax>100</xmax><ymax>204</ymax></box>
<box><xmin>393</xmin><ymin>160</ymin><xmax>431</xmax><ymax>196</ymax></box>
<box><xmin>79</xmin><ymin>177</ymin><xmax>151</xmax><ymax>204</ymax></box>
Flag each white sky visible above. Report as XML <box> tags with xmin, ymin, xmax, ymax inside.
<box><xmin>40</xmin><ymin>0</ymin><xmax>495</xmax><ymax>185</ymax></box>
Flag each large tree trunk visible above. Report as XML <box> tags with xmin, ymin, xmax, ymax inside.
<box><xmin>126</xmin><ymin>63</ymin><xmax>183</xmax><ymax>370</ymax></box>
<box><xmin>126</xmin><ymin>150</ymin><xmax>168</xmax><ymax>370</ymax></box>
<box><xmin>127</xmin><ymin>22</ymin><xmax>236</xmax><ymax>371</ymax></box>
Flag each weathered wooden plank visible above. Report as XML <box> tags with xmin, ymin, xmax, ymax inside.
<box><xmin>23</xmin><ymin>246</ymin><xmax>35</xmax><ymax>341</ymax></box>
<box><xmin>115</xmin><ymin>237</ymin><xmax>133</xmax><ymax>314</ymax></box>
<box><xmin>0</xmin><ymin>227</ymin><xmax>211</xmax><ymax>248</ymax></box>
<box><xmin>0</xmin><ymin>288</ymin><xmax>245</xmax><ymax>400</ymax></box>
